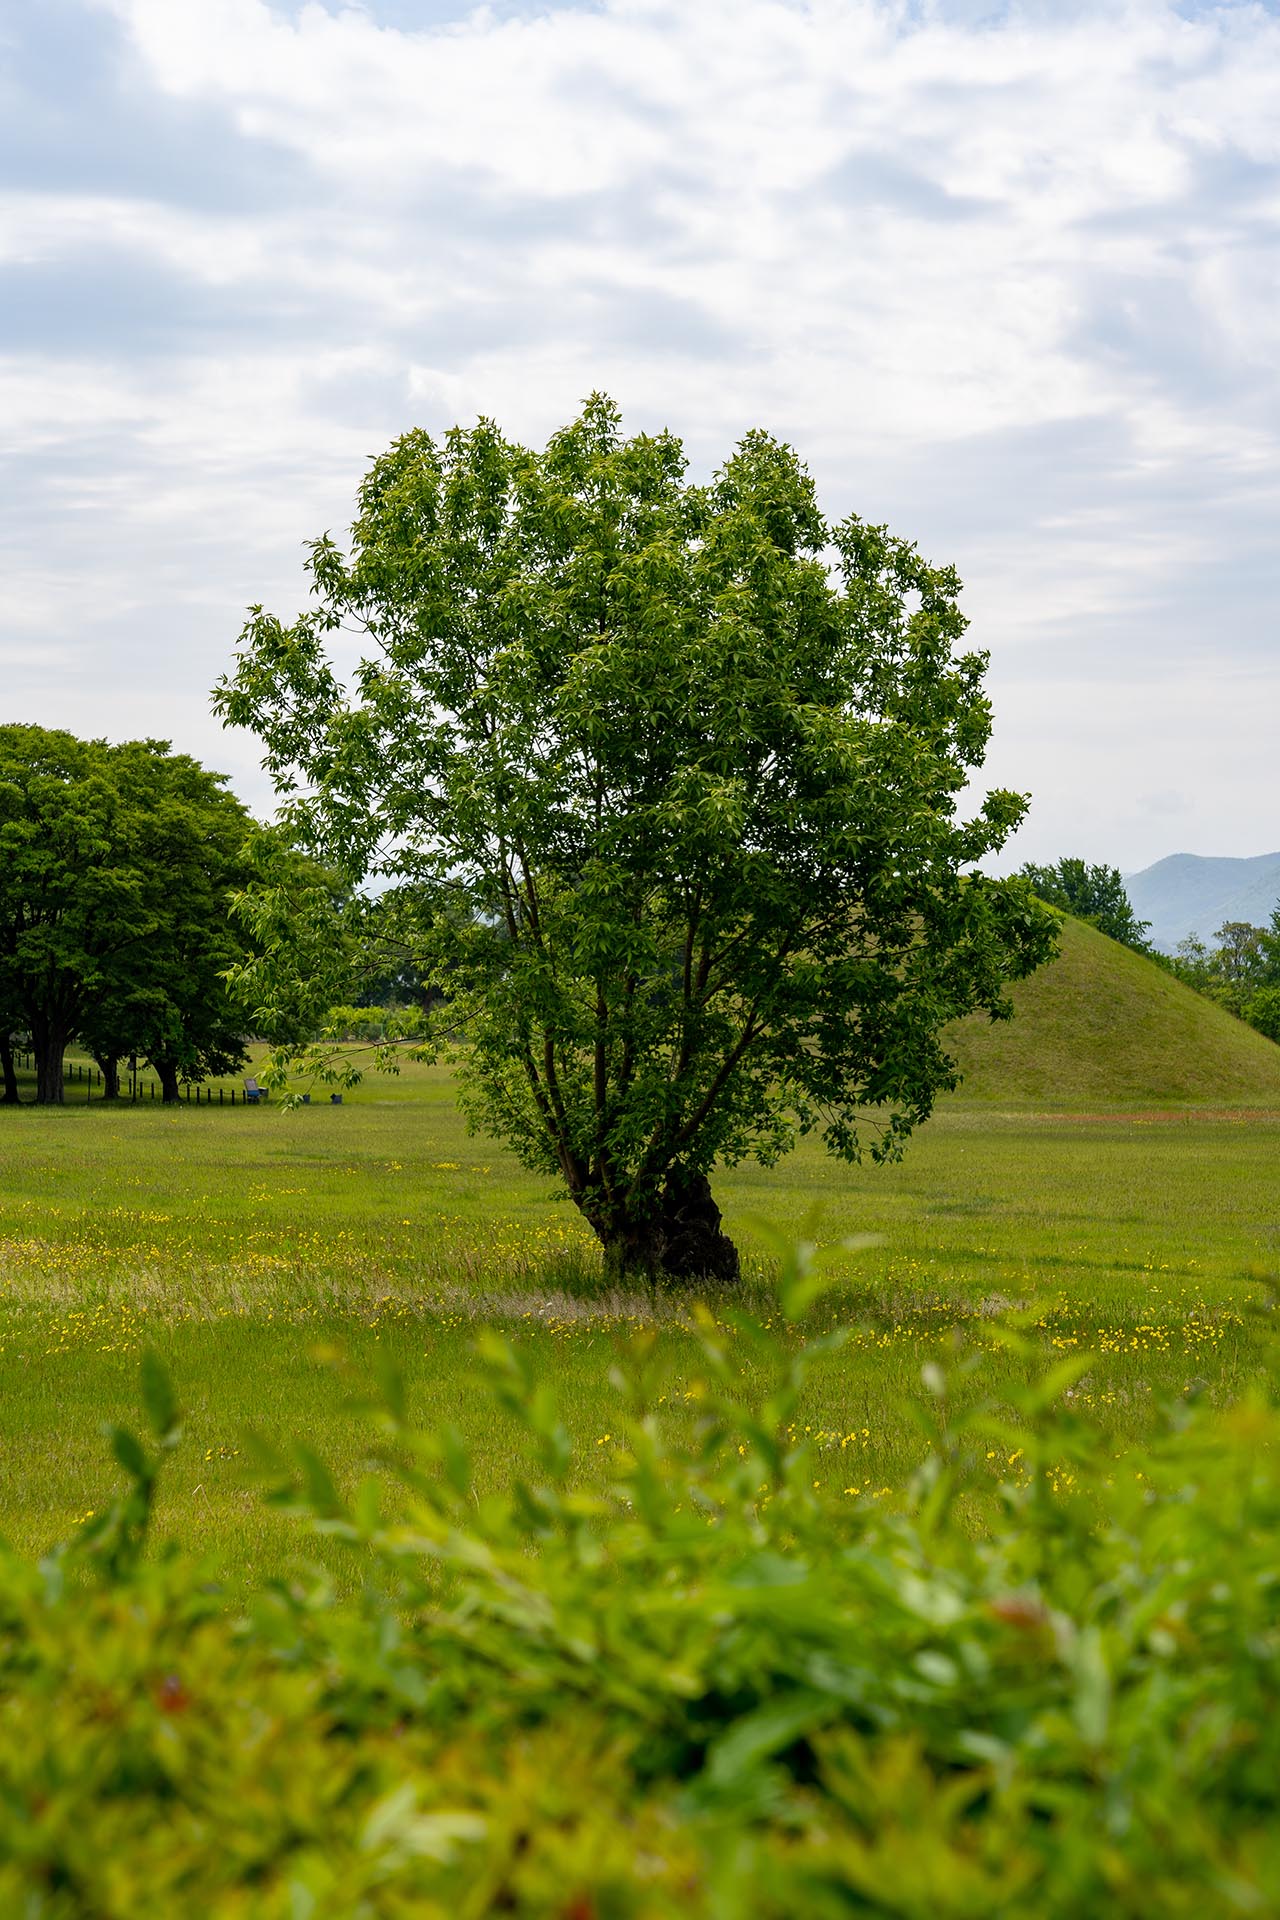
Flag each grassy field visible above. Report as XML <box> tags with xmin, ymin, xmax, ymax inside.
<box><xmin>1</xmin><ymin>1036</ymin><xmax>1277</xmax><ymax>1582</ymax></box>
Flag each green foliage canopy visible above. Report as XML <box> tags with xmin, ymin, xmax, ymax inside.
<box><xmin>0</xmin><ymin>725</ymin><xmax>259</xmax><ymax>1103</ymax></box>
<box><xmin>217</xmin><ymin>397</ymin><xmax>1055</xmax><ymax>1277</ymax></box>
<box><xmin>1169</xmin><ymin>907</ymin><xmax>1280</xmax><ymax>1044</ymax></box>
<box><xmin>1019</xmin><ymin>857</ymin><xmax>1151</xmax><ymax>952</ymax></box>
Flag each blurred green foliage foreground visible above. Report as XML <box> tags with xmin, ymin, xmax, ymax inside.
<box><xmin>2</xmin><ymin>1245</ymin><xmax>1277</xmax><ymax>1919</ymax></box>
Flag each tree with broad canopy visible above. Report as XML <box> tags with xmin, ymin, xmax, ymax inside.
<box><xmin>1019</xmin><ymin>858</ymin><xmax>1151</xmax><ymax>953</ymax></box>
<box><xmin>216</xmin><ymin>397</ymin><xmax>1056</xmax><ymax>1282</ymax></box>
<box><xmin>0</xmin><ymin>725</ymin><xmax>260</xmax><ymax>1104</ymax></box>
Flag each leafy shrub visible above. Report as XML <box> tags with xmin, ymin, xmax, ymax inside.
<box><xmin>0</xmin><ymin>1248</ymin><xmax>1277</xmax><ymax>1915</ymax></box>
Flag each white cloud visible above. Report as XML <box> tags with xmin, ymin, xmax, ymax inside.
<box><xmin>3</xmin><ymin>0</ymin><xmax>1279</xmax><ymax>862</ymax></box>
<box><xmin>82</xmin><ymin>0</ymin><xmax>1277</xmax><ymax>451</ymax></box>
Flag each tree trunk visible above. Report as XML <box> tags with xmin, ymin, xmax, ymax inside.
<box><xmin>0</xmin><ymin>1040</ymin><xmax>19</xmax><ymax>1106</ymax></box>
<box><xmin>599</xmin><ymin>1170</ymin><xmax>740</xmax><ymax>1286</ymax></box>
<box><xmin>95</xmin><ymin>1053</ymin><xmax>121</xmax><ymax>1101</ymax></box>
<box><xmin>32</xmin><ymin>1022</ymin><xmax>69</xmax><ymax>1106</ymax></box>
<box><xmin>657</xmin><ymin>1170</ymin><xmax>740</xmax><ymax>1284</ymax></box>
<box><xmin>156</xmin><ymin>1058</ymin><xmax>181</xmax><ymax>1105</ymax></box>
<box><xmin>600</xmin><ymin>1214</ymin><xmax>666</xmax><ymax>1286</ymax></box>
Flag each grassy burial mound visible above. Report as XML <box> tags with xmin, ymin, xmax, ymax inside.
<box><xmin>945</xmin><ymin>912</ymin><xmax>1280</xmax><ymax>1109</ymax></box>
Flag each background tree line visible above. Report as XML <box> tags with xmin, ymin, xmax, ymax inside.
<box><xmin>0</xmin><ymin>724</ymin><xmax>274</xmax><ymax>1106</ymax></box>
<box><xmin>1167</xmin><ymin>913</ymin><xmax>1280</xmax><ymax>1043</ymax></box>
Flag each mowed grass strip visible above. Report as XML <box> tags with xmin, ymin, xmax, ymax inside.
<box><xmin>0</xmin><ymin>1055</ymin><xmax>1276</xmax><ymax>1579</ymax></box>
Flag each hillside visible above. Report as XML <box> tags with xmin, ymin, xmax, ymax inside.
<box><xmin>944</xmin><ymin>914</ymin><xmax>1280</xmax><ymax>1109</ymax></box>
<box><xmin>1124</xmin><ymin>850</ymin><xmax>1280</xmax><ymax>952</ymax></box>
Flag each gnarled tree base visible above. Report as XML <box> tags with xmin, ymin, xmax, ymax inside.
<box><xmin>601</xmin><ymin>1170</ymin><xmax>740</xmax><ymax>1286</ymax></box>
<box><xmin>658</xmin><ymin>1169</ymin><xmax>740</xmax><ymax>1284</ymax></box>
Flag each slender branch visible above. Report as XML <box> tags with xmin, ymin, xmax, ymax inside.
<box><xmin>592</xmin><ymin>981</ymin><xmax>615</xmax><ymax>1202</ymax></box>
<box><xmin>494</xmin><ymin>840</ymin><xmax>521</xmax><ymax>942</ymax></box>
<box><xmin>669</xmin><ymin>1011</ymin><xmax>764</xmax><ymax>1153</ymax></box>
<box><xmin>540</xmin><ymin>1028</ymin><xmax>585</xmax><ymax>1189</ymax></box>
<box><xmin>616</xmin><ymin>971</ymin><xmax>638</xmax><ymax>1098</ymax></box>
<box><xmin>517</xmin><ymin>1034</ymin><xmax>583</xmax><ymax>1194</ymax></box>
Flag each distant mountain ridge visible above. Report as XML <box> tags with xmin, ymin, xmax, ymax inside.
<box><xmin>1124</xmin><ymin>851</ymin><xmax>1280</xmax><ymax>953</ymax></box>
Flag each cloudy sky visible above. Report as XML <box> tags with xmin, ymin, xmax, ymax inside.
<box><xmin>3</xmin><ymin>0</ymin><xmax>1277</xmax><ymax>872</ymax></box>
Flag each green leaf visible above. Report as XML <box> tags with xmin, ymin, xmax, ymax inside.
<box><xmin>1072</xmin><ymin>1626</ymin><xmax>1111</xmax><ymax>1747</ymax></box>
<box><xmin>353</xmin><ymin>1475</ymin><xmax>382</xmax><ymax>1536</ymax></box>
<box><xmin>139</xmin><ymin>1350</ymin><xmax>178</xmax><ymax>1441</ymax></box>
<box><xmin>438</xmin><ymin>1423</ymin><xmax>472</xmax><ymax>1499</ymax></box>
<box><xmin>293</xmin><ymin>1444</ymin><xmax>343</xmax><ymax>1518</ymax></box>
<box><xmin>109</xmin><ymin>1425</ymin><xmax>150</xmax><ymax>1483</ymax></box>
<box><xmin>704</xmin><ymin>1690</ymin><xmax>836</xmax><ymax>1790</ymax></box>
<box><xmin>374</xmin><ymin>1348</ymin><xmax>407</xmax><ymax>1426</ymax></box>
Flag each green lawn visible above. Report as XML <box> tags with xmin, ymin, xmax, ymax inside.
<box><xmin>0</xmin><ymin>1055</ymin><xmax>1276</xmax><ymax>1580</ymax></box>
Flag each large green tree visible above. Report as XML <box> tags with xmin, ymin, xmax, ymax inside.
<box><xmin>217</xmin><ymin>398</ymin><xmax>1055</xmax><ymax>1280</ymax></box>
<box><xmin>0</xmin><ymin>726</ymin><xmax>143</xmax><ymax>1103</ymax></box>
<box><xmin>0</xmin><ymin>726</ymin><xmax>258</xmax><ymax>1105</ymax></box>
<box><xmin>105</xmin><ymin>741</ymin><xmax>260</xmax><ymax>1103</ymax></box>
